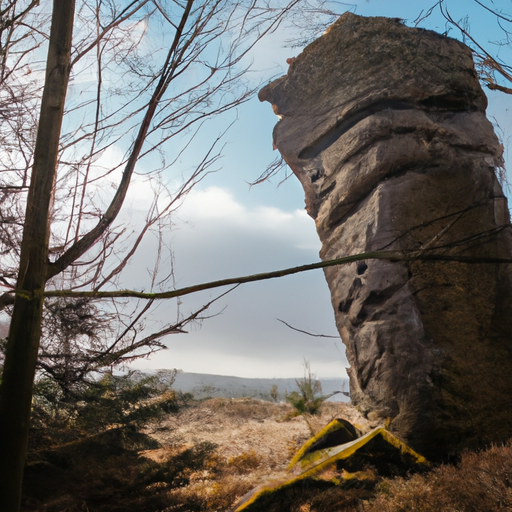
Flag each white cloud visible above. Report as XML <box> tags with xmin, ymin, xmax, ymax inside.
<box><xmin>124</xmin><ymin>184</ymin><xmax>345</xmax><ymax>379</ymax></box>
<box><xmin>178</xmin><ymin>186</ymin><xmax>319</xmax><ymax>252</ymax></box>
<box><xmin>180</xmin><ymin>186</ymin><xmax>246</xmax><ymax>220</ymax></box>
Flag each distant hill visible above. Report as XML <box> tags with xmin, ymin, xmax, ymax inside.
<box><xmin>171</xmin><ymin>371</ymin><xmax>350</xmax><ymax>402</ymax></box>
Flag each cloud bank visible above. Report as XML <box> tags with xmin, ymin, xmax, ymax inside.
<box><xmin>129</xmin><ymin>186</ymin><xmax>347</xmax><ymax>379</ymax></box>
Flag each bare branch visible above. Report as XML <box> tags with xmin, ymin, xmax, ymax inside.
<box><xmin>439</xmin><ymin>1</ymin><xmax>512</xmax><ymax>92</ymax></box>
<box><xmin>46</xmin><ymin>0</ymin><xmax>196</xmax><ymax>280</ymax></box>
<box><xmin>276</xmin><ymin>318</ymin><xmax>339</xmax><ymax>338</ymax></box>
<box><xmin>18</xmin><ymin>248</ymin><xmax>512</xmax><ymax>301</ymax></box>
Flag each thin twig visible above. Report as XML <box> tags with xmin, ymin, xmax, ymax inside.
<box><xmin>276</xmin><ymin>318</ymin><xmax>338</xmax><ymax>338</ymax></box>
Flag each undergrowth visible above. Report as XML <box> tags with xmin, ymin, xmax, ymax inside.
<box><xmin>23</xmin><ymin>427</ymin><xmax>223</xmax><ymax>512</ymax></box>
<box><xmin>361</xmin><ymin>441</ymin><xmax>512</xmax><ymax>512</ymax></box>
<box><xmin>237</xmin><ymin>441</ymin><xmax>512</xmax><ymax>512</ymax></box>
<box><xmin>21</xmin><ymin>375</ymin><xmax>512</xmax><ymax>512</ymax></box>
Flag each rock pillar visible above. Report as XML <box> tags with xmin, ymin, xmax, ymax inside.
<box><xmin>259</xmin><ymin>13</ymin><xmax>512</xmax><ymax>460</ymax></box>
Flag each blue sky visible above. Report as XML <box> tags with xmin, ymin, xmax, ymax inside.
<box><xmin>129</xmin><ymin>0</ymin><xmax>512</xmax><ymax>379</ymax></box>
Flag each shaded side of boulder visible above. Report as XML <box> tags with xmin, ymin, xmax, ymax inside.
<box><xmin>259</xmin><ymin>13</ymin><xmax>512</xmax><ymax>460</ymax></box>
<box><xmin>288</xmin><ymin>418</ymin><xmax>359</xmax><ymax>468</ymax></box>
<box><xmin>234</xmin><ymin>424</ymin><xmax>428</xmax><ymax>512</ymax></box>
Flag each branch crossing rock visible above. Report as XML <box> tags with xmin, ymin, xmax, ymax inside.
<box><xmin>260</xmin><ymin>13</ymin><xmax>512</xmax><ymax>460</ymax></box>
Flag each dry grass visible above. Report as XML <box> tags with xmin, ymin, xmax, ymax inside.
<box><xmin>361</xmin><ymin>442</ymin><xmax>512</xmax><ymax>512</ymax></box>
<box><xmin>23</xmin><ymin>397</ymin><xmax>365</xmax><ymax>512</ymax></box>
<box><xmin>141</xmin><ymin>397</ymin><xmax>367</xmax><ymax>510</ymax></box>
<box><xmin>23</xmin><ymin>397</ymin><xmax>512</xmax><ymax>512</ymax></box>
<box><xmin>146</xmin><ymin>398</ymin><xmax>368</xmax><ymax>466</ymax></box>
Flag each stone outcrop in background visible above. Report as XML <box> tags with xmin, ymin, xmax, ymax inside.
<box><xmin>259</xmin><ymin>13</ymin><xmax>512</xmax><ymax>460</ymax></box>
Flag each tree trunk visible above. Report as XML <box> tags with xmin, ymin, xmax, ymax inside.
<box><xmin>0</xmin><ymin>2</ymin><xmax>75</xmax><ymax>510</ymax></box>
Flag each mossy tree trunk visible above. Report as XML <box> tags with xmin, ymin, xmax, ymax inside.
<box><xmin>0</xmin><ymin>2</ymin><xmax>75</xmax><ymax>510</ymax></box>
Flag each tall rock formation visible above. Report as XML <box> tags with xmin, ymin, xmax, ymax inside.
<box><xmin>259</xmin><ymin>13</ymin><xmax>512</xmax><ymax>460</ymax></box>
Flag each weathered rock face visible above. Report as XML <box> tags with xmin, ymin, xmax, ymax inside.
<box><xmin>259</xmin><ymin>13</ymin><xmax>512</xmax><ymax>460</ymax></box>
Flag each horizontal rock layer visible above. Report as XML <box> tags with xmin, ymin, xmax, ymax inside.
<box><xmin>260</xmin><ymin>13</ymin><xmax>512</xmax><ymax>460</ymax></box>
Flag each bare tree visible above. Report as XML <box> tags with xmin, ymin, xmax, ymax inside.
<box><xmin>0</xmin><ymin>0</ymin><xmax>333</xmax><ymax>509</ymax></box>
<box><xmin>416</xmin><ymin>1</ymin><xmax>512</xmax><ymax>97</ymax></box>
<box><xmin>3</xmin><ymin>1</ymin><xmax>511</xmax><ymax>509</ymax></box>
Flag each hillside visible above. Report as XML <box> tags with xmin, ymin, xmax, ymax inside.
<box><xmin>171</xmin><ymin>372</ymin><xmax>350</xmax><ymax>402</ymax></box>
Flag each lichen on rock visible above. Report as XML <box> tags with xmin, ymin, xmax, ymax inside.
<box><xmin>260</xmin><ymin>13</ymin><xmax>512</xmax><ymax>460</ymax></box>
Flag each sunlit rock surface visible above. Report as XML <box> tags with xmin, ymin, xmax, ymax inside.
<box><xmin>259</xmin><ymin>13</ymin><xmax>512</xmax><ymax>460</ymax></box>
